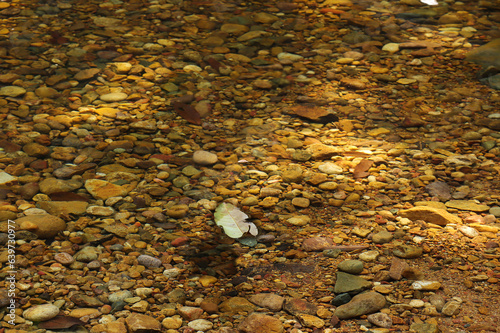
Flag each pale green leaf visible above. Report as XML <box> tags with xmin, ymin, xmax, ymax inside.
<box><xmin>214</xmin><ymin>203</ymin><xmax>258</xmax><ymax>239</ymax></box>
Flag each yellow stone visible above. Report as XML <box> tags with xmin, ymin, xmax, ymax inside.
<box><xmin>70</xmin><ymin>308</ymin><xmax>101</xmax><ymax>318</ymax></box>
<box><xmin>367</xmin><ymin>128</ymin><xmax>391</xmax><ymax>136</ymax></box>
<box><xmin>0</xmin><ymin>28</ymin><xmax>9</xmax><ymax>35</ymax></box>
<box><xmin>199</xmin><ymin>275</ymin><xmax>218</xmax><ymax>287</ymax></box>
<box><xmin>0</xmin><ymin>2</ymin><xmax>10</xmax><ymax>9</ymax></box>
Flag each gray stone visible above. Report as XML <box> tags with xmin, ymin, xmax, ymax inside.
<box><xmin>367</xmin><ymin>312</ymin><xmax>392</xmax><ymax>328</ymax></box>
<box><xmin>371</xmin><ymin>230</ymin><xmax>393</xmax><ymax>244</ymax></box>
<box><xmin>249</xmin><ymin>293</ymin><xmax>284</xmax><ymax>312</ymax></box>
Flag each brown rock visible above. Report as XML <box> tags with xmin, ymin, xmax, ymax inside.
<box><xmin>37</xmin><ymin>201</ymin><xmax>89</xmax><ymax>216</ymax></box>
<box><xmin>23</xmin><ymin>142</ymin><xmax>50</xmax><ymax>157</ymax></box>
<box><xmin>84</xmin><ymin>179</ymin><xmax>131</xmax><ymax>200</ymax></box>
<box><xmin>219</xmin><ymin>297</ymin><xmax>257</xmax><ymax>313</ymax></box>
<box><xmin>125</xmin><ymin>313</ymin><xmax>161</xmax><ymax>333</ymax></box>
<box><xmin>16</xmin><ymin>214</ymin><xmax>66</xmax><ymax>239</ymax></box>
<box><xmin>398</xmin><ymin>206</ymin><xmax>461</xmax><ymax>226</ymax></box>
<box><xmin>238</xmin><ymin>313</ymin><xmax>284</xmax><ymax>333</ymax></box>
<box><xmin>302</xmin><ymin>237</ymin><xmax>335</xmax><ymax>251</ymax></box>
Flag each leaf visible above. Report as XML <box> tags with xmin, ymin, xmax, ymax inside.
<box><xmin>214</xmin><ymin>203</ymin><xmax>258</xmax><ymax>239</ymax></box>
<box><xmin>38</xmin><ymin>315</ymin><xmax>84</xmax><ymax>329</ymax></box>
<box><xmin>172</xmin><ymin>101</ymin><xmax>202</xmax><ymax>125</ymax></box>
<box><xmin>353</xmin><ymin>159</ymin><xmax>373</xmax><ymax>179</ymax></box>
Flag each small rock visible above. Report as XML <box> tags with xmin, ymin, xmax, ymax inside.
<box><xmin>441</xmin><ymin>298</ymin><xmax>462</xmax><ymax>316</ymax></box>
<box><xmin>284</xmin><ymin>298</ymin><xmax>317</xmax><ymax>316</ymax></box>
<box><xmin>125</xmin><ymin>313</ymin><xmax>161</xmax><ymax>333</ymax></box>
<box><xmin>249</xmin><ymin>293</ymin><xmax>284</xmax><ymax>312</ymax></box>
<box><xmin>367</xmin><ymin>312</ymin><xmax>392</xmax><ymax>328</ymax></box>
<box><xmin>193</xmin><ymin>150</ymin><xmax>218</xmax><ymax>165</ymax></box>
<box><xmin>188</xmin><ymin>319</ymin><xmax>213</xmax><ymax>331</ymax></box>
<box><xmin>302</xmin><ymin>237</ymin><xmax>335</xmax><ymax>251</ymax></box>
<box><xmin>318</xmin><ymin>162</ymin><xmax>343</xmax><ymax>174</ymax></box>
<box><xmin>334</xmin><ymin>292</ymin><xmax>386</xmax><ymax>319</ymax></box>
<box><xmin>16</xmin><ymin>214</ymin><xmax>66</xmax><ymax>239</ymax></box>
<box><xmin>179</xmin><ymin>306</ymin><xmax>203</xmax><ymax>321</ymax></box>
<box><xmin>0</xmin><ymin>85</ymin><xmax>26</xmax><ymax>97</ymax></box>
<box><xmin>100</xmin><ymin>92</ymin><xmax>128</xmax><ymax>102</ymax></box>
<box><xmin>393</xmin><ymin>245</ymin><xmax>423</xmax><ymax>259</ymax></box>
<box><xmin>358</xmin><ymin>250</ymin><xmax>380</xmax><ymax>262</ymax></box>
<box><xmin>398</xmin><ymin>206</ymin><xmax>462</xmax><ymax>226</ymax></box>
<box><xmin>412</xmin><ymin>280</ymin><xmax>441</xmax><ymax>291</ymax></box>
<box><xmin>74</xmin><ymin>246</ymin><xmax>100</xmax><ymax>262</ymax></box>
<box><xmin>238</xmin><ymin>313</ymin><xmax>284</xmax><ymax>333</ymax></box>
<box><xmin>425</xmin><ymin>181</ymin><xmax>452</xmax><ymax>201</ymax></box>
<box><xmin>372</xmin><ymin>230</ymin><xmax>393</xmax><ymax>244</ymax></box>
<box><xmin>410</xmin><ymin>323</ymin><xmax>440</xmax><ymax>333</ymax></box>
<box><xmin>296</xmin><ymin>314</ymin><xmax>325</xmax><ymax>328</ymax></box>
<box><xmin>137</xmin><ymin>255</ymin><xmax>162</xmax><ymax>268</ymax></box>
<box><xmin>23</xmin><ymin>304</ymin><xmax>60</xmax><ymax>322</ymax></box>
<box><xmin>334</xmin><ymin>272</ymin><xmax>371</xmax><ymax>294</ymax></box>
<box><xmin>287</xmin><ymin>215</ymin><xmax>311</xmax><ymax>226</ymax></box>
<box><xmin>337</xmin><ymin>260</ymin><xmax>364</xmax><ymax>274</ymax></box>
<box><xmin>219</xmin><ymin>297</ymin><xmax>257</xmax><ymax>313</ymax></box>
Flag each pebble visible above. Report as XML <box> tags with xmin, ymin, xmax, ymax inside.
<box><xmin>23</xmin><ymin>304</ymin><xmax>60</xmax><ymax>322</ymax></box>
<box><xmin>334</xmin><ymin>272</ymin><xmax>372</xmax><ymax>294</ymax></box>
<box><xmin>412</xmin><ymin>281</ymin><xmax>442</xmax><ymax>291</ymax></box>
<box><xmin>193</xmin><ymin>150</ymin><xmax>218</xmax><ymax>165</ymax></box>
<box><xmin>367</xmin><ymin>312</ymin><xmax>392</xmax><ymax>328</ymax></box>
<box><xmin>100</xmin><ymin>92</ymin><xmax>128</xmax><ymax>102</ymax></box>
<box><xmin>16</xmin><ymin>214</ymin><xmax>66</xmax><ymax>239</ymax></box>
<box><xmin>125</xmin><ymin>313</ymin><xmax>161</xmax><ymax>333</ymax></box>
<box><xmin>249</xmin><ymin>293</ymin><xmax>284</xmax><ymax>311</ymax></box>
<box><xmin>137</xmin><ymin>255</ymin><xmax>162</xmax><ymax>268</ymax></box>
<box><xmin>238</xmin><ymin>313</ymin><xmax>284</xmax><ymax>333</ymax></box>
<box><xmin>334</xmin><ymin>292</ymin><xmax>386</xmax><ymax>319</ymax></box>
<box><xmin>398</xmin><ymin>206</ymin><xmax>462</xmax><ymax>226</ymax></box>
<box><xmin>337</xmin><ymin>260</ymin><xmax>364</xmax><ymax>274</ymax></box>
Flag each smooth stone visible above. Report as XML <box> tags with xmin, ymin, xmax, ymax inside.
<box><xmin>193</xmin><ymin>150</ymin><xmax>218</xmax><ymax>165</ymax></box>
<box><xmin>287</xmin><ymin>215</ymin><xmax>310</xmax><ymax>226</ymax></box>
<box><xmin>371</xmin><ymin>230</ymin><xmax>393</xmax><ymax>244</ymax></box>
<box><xmin>100</xmin><ymin>92</ymin><xmax>128</xmax><ymax>102</ymax></box>
<box><xmin>296</xmin><ymin>314</ymin><xmax>324</xmax><ymax>328</ymax></box>
<box><xmin>284</xmin><ymin>298</ymin><xmax>317</xmax><ymax>316</ymax></box>
<box><xmin>466</xmin><ymin>38</ymin><xmax>500</xmax><ymax>69</ymax></box>
<box><xmin>137</xmin><ymin>255</ymin><xmax>162</xmax><ymax>268</ymax></box>
<box><xmin>337</xmin><ymin>260</ymin><xmax>364</xmax><ymax>274</ymax></box>
<box><xmin>85</xmin><ymin>179</ymin><xmax>132</xmax><ymax>200</ymax></box>
<box><xmin>74</xmin><ymin>246</ymin><xmax>100</xmax><ymax>262</ymax></box>
<box><xmin>410</xmin><ymin>323</ymin><xmax>440</xmax><ymax>333</ymax></box>
<box><xmin>188</xmin><ymin>319</ymin><xmax>213</xmax><ymax>331</ymax></box>
<box><xmin>39</xmin><ymin>178</ymin><xmax>83</xmax><ymax>194</ymax></box>
<box><xmin>334</xmin><ymin>272</ymin><xmax>372</xmax><ymax>294</ymax></box>
<box><xmin>249</xmin><ymin>293</ymin><xmax>284</xmax><ymax>312</ymax></box>
<box><xmin>411</xmin><ymin>280</ymin><xmax>442</xmax><ymax>291</ymax></box>
<box><xmin>444</xmin><ymin>200</ymin><xmax>490</xmax><ymax>212</ymax></box>
<box><xmin>23</xmin><ymin>304</ymin><xmax>60</xmax><ymax>321</ymax></box>
<box><xmin>358</xmin><ymin>250</ymin><xmax>380</xmax><ymax>262</ymax></box>
<box><xmin>318</xmin><ymin>162</ymin><xmax>343</xmax><ymax>174</ymax></box>
<box><xmin>0</xmin><ymin>85</ymin><xmax>26</xmax><ymax>97</ymax></box>
<box><xmin>398</xmin><ymin>206</ymin><xmax>462</xmax><ymax>226</ymax></box>
<box><xmin>125</xmin><ymin>313</ymin><xmax>161</xmax><ymax>333</ymax></box>
<box><xmin>37</xmin><ymin>201</ymin><xmax>88</xmax><ymax>216</ymax></box>
<box><xmin>490</xmin><ymin>206</ymin><xmax>500</xmax><ymax>217</ymax></box>
<box><xmin>0</xmin><ymin>171</ymin><xmax>16</xmax><ymax>185</ymax></box>
<box><xmin>441</xmin><ymin>298</ymin><xmax>462</xmax><ymax>316</ymax></box>
<box><xmin>238</xmin><ymin>313</ymin><xmax>284</xmax><ymax>333</ymax></box>
<box><xmin>199</xmin><ymin>275</ymin><xmax>217</xmax><ymax>287</ymax></box>
<box><xmin>334</xmin><ymin>292</ymin><xmax>386</xmax><ymax>319</ymax></box>
<box><xmin>179</xmin><ymin>306</ymin><xmax>203</xmax><ymax>321</ymax></box>
<box><xmin>16</xmin><ymin>214</ymin><xmax>66</xmax><ymax>239</ymax></box>
<box><xmin>219</xmin><ymin>297</ymin><xmax>257</xmax><ymax>313</ymax></box>
<box><xmin>109</xmin><ymin>290</ymin><xmax>133</xmax><ymax>303</ymax></box>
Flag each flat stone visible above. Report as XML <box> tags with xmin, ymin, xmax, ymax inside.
<box><xmin>398</xmin><ymin>206</ymin><xmax>461</xmax><ymax>226</ymax></box>
<box><xmin>193</xmin><ymin>150</ymin><xmax>218</xmax><ymax>165</ymax></box>
<box><xmin>100</xmin><ymin>92</ymin><xmax>128</xmax><ymax>102</ymax></box>
<box><xmin>0</xmin><ymin>171</ymin><xmax>16</xmax><ymax>185</ymax></box>
<box><xmin>444</xmin><ymin>200</ymin><xmax>490</xmax><ymax>212</ymax></box>
<box><xmin>249</xmin><ymin>293</ymin><xmax>284</xmax><ymax>312</ymax></box>
<box><xmin>125</xmin><ymin>313</ymin><xmax>161</xmax><ymax>333</ymax></box>
<box><xmin>284</xmin><ymin>298</ymin><xmax>317</xmax><ymax>316</ymax></box>
<box><xmin>37</xmin><ymin>201</ymin><xmax>88</xmax><ymax>216</ymax></box>
<box><xmin>0</xmin><ymin>85</ymin><xmax>26</xmax><ymax>97</ymax></box>
<box><xmin>425</xmin><ymin>181</ymin><xmax>452</xmax><ymax>201</ymax></box>
<box><xmin>411</xmin><ymin>280</ymin><xmax>442</xmax><ymax>291</ymax></box>
<box><xmin>296</xmin><ymin>314</ymin><xmax>324</xmax><ymax>328</ymax></box>
<box><xmin>334</xmin><ymin>272</ymin><xmax>372</xmax><ymax>294</ymax></box>
<box><xmin>238</xmin><ymin>313</ymin><xmax>284</xmax><ymax>333</ymax></box>
<box><xmin>16</xmin><ymin>214</ymin><xmax>66</xmax><ymax>239</ymax></box>
<box><xmin>23</xmin><ymin>304</ymin><xmax>60</xmax><ymax>322</ymax></box>
<box><xmin>334</xmin><ymin>292</ymin><xmax>386</xmax><ymax>319</ymax></box>
<box><xmin>337</xmin><ymin>260</ymin><xmax>364</xmax><ymax>274</ymax></box>
<box><xmin>393</xmin><ymin>245</ymin><xmax>423</xmax><ymax>259</ymax></box>
<box><xmin>219</xmin><ymin>297</ymin><xmax>257</xmax><ymax>313</ymax></box>
<box><xmin>302</xmin><ymin>237</ymin><xmax>335</xmax><ymax>251</ymax></box>
<box><xmin>367</xmin><ymin>312</ymin><xmax>393</xmax><ymax>328</ymax></box>
<box><xmin>410</xmin><ymin>323</ymin><xmax>440</xmax><ymax>333</ymax></box>
<box><xmin>85</xmin><ymin>179</ymin><xmax>132</xmax><ymax>200</ymax></box>
<box><xmin>188</xmin><ymin>319</ymin><xmax>213</xmax><ymax>331</ymax></box>
<box><xmin>372</xmin><ymin>230</ymin><xmax>393</xmax><ymax>244</ymax></box>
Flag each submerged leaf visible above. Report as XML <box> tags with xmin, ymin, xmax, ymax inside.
<box><xmin>172</xmin><ymin>101</ymin><xmax>202</xmax><ymax>125</ymax></box>
<box><xmin>214</xmin><ymin>203</ymin><xmax>258</xmax><ymax>238</ymax></box>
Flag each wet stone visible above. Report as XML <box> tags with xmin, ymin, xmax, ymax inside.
<box><xmin>337</xmin><ymin>260</ymin><xmax>364</xmax><ymax>274</ymax></box>
<box><xmin>23</xmin><ymin>304</ymin><xmax>60</xmax><ymax>322</ymax></box>
<box><xmin>249</xmin><ymin>293</ymin><xmax>284</xmax><ymax>312</ymax></box>
<box><xmin>334</xmin><ymin>272</ymin><xmax>372</xmax><ymax>294</ymax></box>
<box><xmin>334</xmin><ymin>292</ymin><xmax>386</xmax><ymax>319</ymax></box>
<box><xmin>393</xmin><ymin>245</ymin><xmax>423</xmax><ymax>259</ymax></box>
<box><xmin>371</xmin><ymin>230</ymin><xmax>393</xmax><ymax>244</ymax></box>
<box><xmin>284</xmin><ymin>298</ymin><xmax>317</xmax><ymax>316</ymax></box>
<box><xmin>238</xmin><ymin>313</ymin><xmax>284</xmax><ymax>333</ymax></box>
